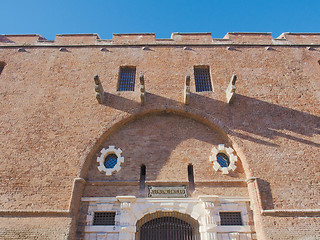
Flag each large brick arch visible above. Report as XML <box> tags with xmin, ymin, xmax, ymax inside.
<box><xmin>69</xmin><ymin>107</ymin><xmax>254</xmax><ymax>239</ymax></box>
<box><xmin>79</xmin><ymin>106</ymin><xmax>250</xmax><ymax>179</ymax></box>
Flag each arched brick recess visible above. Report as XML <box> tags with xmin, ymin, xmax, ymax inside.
<box><xmin>70</xmin><ymin>106</ymin><xmax>254</xmax><ymax>240</ymax></box>
<box><xmin>78</xmin><ymin>106</ymin><xmax>249</xmax><ymax>179</ymax></box>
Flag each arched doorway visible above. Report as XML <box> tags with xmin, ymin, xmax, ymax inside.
<box><xmin>136</xmin><ymin>211</ymin><xmax>200</xmax><ymax>240</ymax></box>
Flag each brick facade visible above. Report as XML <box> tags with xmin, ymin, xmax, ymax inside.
<box><xmin>0</xmin><ymin>32</ymin><xmax>319</xmax><ymax>239</ymax></box>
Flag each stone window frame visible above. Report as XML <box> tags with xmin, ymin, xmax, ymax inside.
<box><xmin>97</xmin><ymin>146</ymin><xmax>124</xmax><ymax>176</ymax></box>
<box><xmin>85</xmin><ymin>200</ymin><xmax>120</xmax><ymax>227</ymax></box>
<box><xmin>93</xmin><ymin>211</ymin><xmax>116</xmax><ymax>226</ymax></box>
<box><xmin>219</xmin><ymin>211</ymin><xmax>243</xmax><ymax>226</ymax></box>
<box><xmin>213</xmin><ymin>201</ymin><xmax>250</xmax><ymax>231</ymax></box>
<box><xmin>210</xmin><ymin>144</ymin><xmax>237</xmax><ymax>174</ymax></box>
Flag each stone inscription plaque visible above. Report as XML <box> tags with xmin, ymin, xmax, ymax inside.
<box><xmin>147</xmin><ymin>186</ymin><xmax>187</xmax><ymax>198</ymax></box>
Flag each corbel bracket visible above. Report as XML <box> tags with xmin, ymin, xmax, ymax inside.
<box><xmin>226</xmin><ymin>74</ymin><xmax>237</xmax><ymax>104</ymax></box>
<box><xmin>140</xmin><ymin>74</ymin><xmax>146</xmax><ymax>106</ymax></box>
<box><xmin>94</xmin><ymin>75</ymin><xmax>104</xmax><ymax>104</ymax></box>
<box><xmin>184</xmin><ymin>75</ymin><xmax>191</xmax><ymax>105</ymax></box>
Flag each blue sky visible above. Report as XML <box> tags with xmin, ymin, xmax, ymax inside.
<box><xmin>1</xmin><ymin>0</ymin><xmax>319</xmax><ymax>40</ymax></box>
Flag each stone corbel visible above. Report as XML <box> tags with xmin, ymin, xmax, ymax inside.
<box><xmin>198</xmin><ymin>195</ymin><xmax>219</xmax><ymax>209</ymax></box>
<box><xmin>203</xmin><ymin>201</ymin><xmax>215</xmax><ymax>210</ymax></box>
<box><xmin>184</xmin><ymin>75</ymin><xmax>191</xmax><ymax>105</ymax></box>
<box><xmin>140</xmin><ymin>74</ymin><xmax>146</xmax><ymax>106</ymax></box>
<box><xmin>116</xmin><ymin>196</ymin><xmax>136</xmax><ymax>210</ymax></box>
<box><xmin>94</xmin><ymin>75</ymin><xmax>104</xmax><ymax>104</ymax></box>
<box><xmin>226</xmin><ymin>74</ymin><xmax>237</xmax><ymax>104</ymax></box>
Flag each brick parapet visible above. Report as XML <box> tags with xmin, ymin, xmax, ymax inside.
<box><xmin>1</xmin><ymin>32</ymin><xmax>320</xmax><ymax>46</ymax></box>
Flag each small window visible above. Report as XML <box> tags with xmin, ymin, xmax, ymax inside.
<box><xmin>216</xmin><ymin>153</ymin><xmax>230</xmax><ymax>168</ymax></box>
<box><xmin>118</xmin><ymin>66</ymin><xmax>136</xmax><ymax>91</ymax></box>
<box><xmin>93</xmin><ymin>212</ymin><xmax>116</xmax><ymax>225</ymax></box>
<box><xmin>219</xmin><ymin>212</ymin><xmax>243</xmax><ymax>226</ymax></box>
<box><xmin>188</xmin><ymin>164</ymin><xmax>195</xmax><ymax>192</ymax></box>
<box><xmin>140</xmin><ymin>165</ymin><xmax>146</xmax><ymax>193</ymax></box>
<box><xmin>104</xmin><ymin>154</ymin><xmax>118</xmax><ymax>169</ymax></box>
<box><xmin>0</xmin><ymin>62</ymin><xmax>5</xmax><ymax>75</ymax></box>
<box><xmin>194</xmin><ymin>66</ymin><xmax>213</xmax><ymax>92</ymax></box>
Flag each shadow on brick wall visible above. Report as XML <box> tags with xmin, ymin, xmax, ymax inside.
<box><xmin>257</xmin><ymin>178</ymin><xmax>274</xmax><ymax>210</ymax></box>
<box><xmin>229</xmin><ymin>94</ymin><xmax>320</xmax><ymax>148</ymax></box>
<box><xmin>101</xmin><ymin>91</ymin><xmax>320</xmax><ymax>149</ymax></box>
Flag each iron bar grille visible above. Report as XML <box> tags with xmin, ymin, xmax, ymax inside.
<box><xmin>93</xmin><ymin>212</ymin><xmax>116</xmax><ymax>225</ymax></box>
<box><xmin>194</xmin><ymin>66</ymin><xmax>213</xmax><ymax>92</ymax></box>
<box><xmin>104</xmin><ymin>154</ymin><xmax>118</xmax><ymax>169</ymax></box>
<box><xmin>216</xmin><ymin>153</ymin><xmax>230</xmax><ymax>167</ymax></box>
<box><xmin>219</xmin><ymin>212</ymin><xmax>243</xmax><ymax>226</ymax></box>
<box><xmin>136</xmin><ymin>211</ymin><xmax>200</xmax><ymax>240</ymax></box>
<box><xmin>118</xmin><ymin>67</ymin><xmax>136</xmax><ymax>91</ymax></box>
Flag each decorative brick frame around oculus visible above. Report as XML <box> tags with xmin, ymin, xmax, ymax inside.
<box><xmin>97</xmin><ymin>146</ymin><xmax>124</xmax><ymax>176</ymax></box>
<box><xmin>210</xmin><ymin>144</ymin><xmax>237</xmax><ymax>174</ymax></box>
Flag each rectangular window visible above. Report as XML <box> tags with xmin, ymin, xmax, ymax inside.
<box><xmin>118</xmin><ymin>66</ymin><xmax>136</xmax><ymax>91</ymax></box>
<box><xmin>194</xmin><ymin>66</ymin><xmax>213</xmax><ymax>92</ymax></box>
<box><xmin>219</xmin><ymin>212</ymin><xmax>243</xmax><ymax>226</ymax></box>
<box><xmin>93</xmin><ymin>212</ymin><xmax>116</xmax><ymax>225</ymax></box>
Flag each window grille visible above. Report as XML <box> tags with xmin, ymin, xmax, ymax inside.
<box><xmin>219</xmin><ymin>212</ymin><xmax>243</xmax><ymax>226</ymax></box>
<box><xmin>118</xmin><ymin>67</ymin><xmax>136</xmax><ymax>91</ymax></box>
<box><xmin>216</xmin><ymin>153</ymin><xmax>230</xmax><ymax>168</ymax></box>
<box><xmin>194</xmin><ymin>66</ymin><xmax>213</xmax><ymax>92</ymax></box>
<box><xmin>104</xmin><ymin>154</ymin><xmax>118</xmax><ymax>169</ymax></box>
<box><xmin>93</xmin><ymin>212</ymin><xmax>116</xmax><ymax>225</ymax></box>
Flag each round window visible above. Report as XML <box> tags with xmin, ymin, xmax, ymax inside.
<box><xmin>104</xmin><ymin>154</ymin><xmax>118</xmax><ymax>168</ymax></box>
<box><xmin>216</xmin><ymin>153</ymin><xmax>230</xmax><ymax>168</ymax></box>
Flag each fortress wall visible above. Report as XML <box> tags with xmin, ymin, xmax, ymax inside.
<box><xmin>0</xmin><ymin>33</ymin><xmax>319</xmax><ymax>239</ymax></box>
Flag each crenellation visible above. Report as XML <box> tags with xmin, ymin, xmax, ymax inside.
<box><xmin>171</xmin><ymin>32</ymin><xmax>213</xmax><ymax>44</ymax></box>
<box><xmin>0</xmin><ymin>34</ymin><xmax>45</xmax><ymax>44</ymax></box>
<box><xmin>0</xmin><ymin>32</ymin><xmax>320</xmax><ymax>46</ymax></box>
<box><xmin>223</xmin><ymin>32</ymin><xmax>273</xmax><ymax>44</ymax></box>
<box><xmin>112</xmin><ymin>33</ymin><xmax>156</xmax><ymax>44</ymax></box>
<box><xmin>54</xmin><ymin>33</ymin><xmax>100</xmax><ymax>44</ymax></box>
<box><xmin>277</xmin><ymin>32</ymin><xmax>320</xmax><ymax>44</ymax></box>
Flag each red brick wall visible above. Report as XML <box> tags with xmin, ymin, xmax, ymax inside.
<box><xmin>0</xmin><ymin>217</ymin><xmax>71</xmax><ymax>240</ymax></box>
<box><xmin>0</xmin><ymin>33</ymin><xmax>319</xmax><ymax>239</ymax></box>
